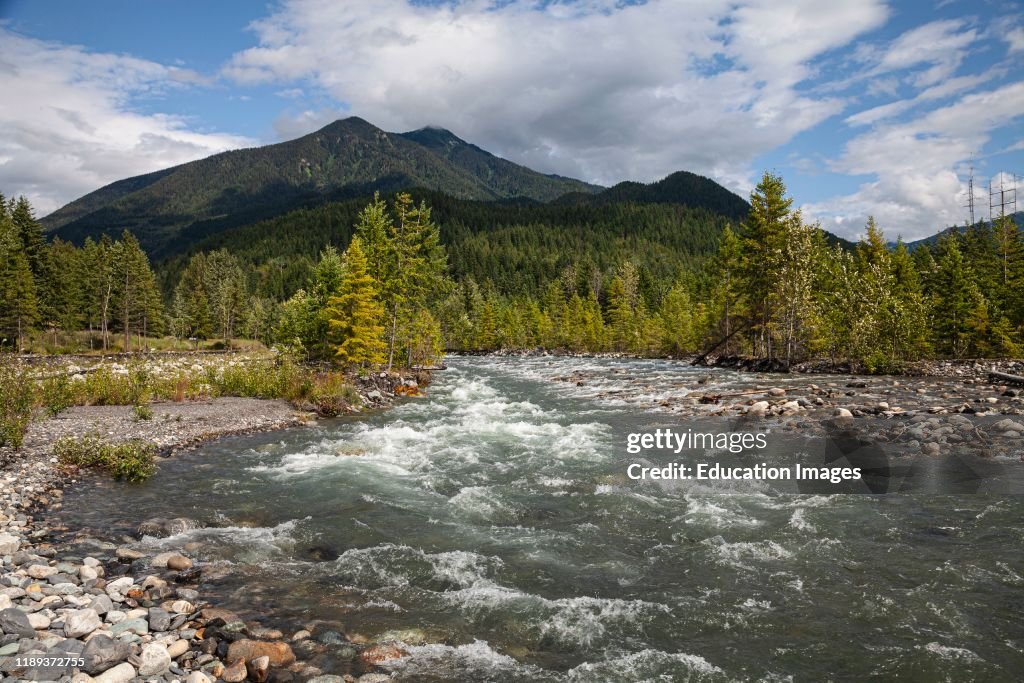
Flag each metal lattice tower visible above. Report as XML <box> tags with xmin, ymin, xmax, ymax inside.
<box><xmin>989</xmin><ymin>172</ymin><xmax>1018</xmax><ymax>221</ymax></box>
<box><xmin>964</xmin><ymin>163</ymin><xmax>975</xmax><ymax>226</ymax></box>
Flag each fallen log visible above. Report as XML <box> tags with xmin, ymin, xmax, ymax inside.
<box><xmin>990</xmin><ymin>371</ymin><xmax>1024</xmax><ymax>385</ymax></box>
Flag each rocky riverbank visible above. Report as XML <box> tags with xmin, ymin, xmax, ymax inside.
<box><xmin>0</xmin><ymin>446</ymin><xmax>405</xmax><ymax>682</ymax></box>
<box><xmin>549</xmin><ymin>362</ymin><xmax>1024</xmax><ymax>460</ymax></box>
<box><xmin>0</xmin><ymin>360</ymin><xmax>432</xmax><ymax>683</ymax></box>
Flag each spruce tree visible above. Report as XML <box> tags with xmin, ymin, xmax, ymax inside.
<box><xmin>325</xmin><ymin>237</ymin><xmax>387</xmax><ymax>367</ymax></box>
<box><xmin>740</xmin><ymin>171</ymin><xmax>793</xmax><ymax>359</ymax></box>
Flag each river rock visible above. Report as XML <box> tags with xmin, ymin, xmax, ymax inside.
<box><xmin>359</xmin><ymin>642</ymin><xmax>408</xmax><ymax>666</ymax></box>
<box><xmin>747</xmin><ymin>401</ymin><xmax>769</xmax><ymax>417</ymax></box>
<box><xmin>115</xmin><ymin>547</ymin><xmax>145</xmax><ymax>562</ymax></box>
<box><xmin>186</xmin><ymin>672</ymin><xmax>213</xmax><ymax>683</ymax></box>
<box><xmin>306</xmin><ymin>677</ymin><xmax>345</xmax><ymax>683</ymax></box>
<box><xmin>26</xmin><ymin>612</ymin><xmax>50</xmax><ymax>630</ymax></box>
<box><xmin>105</xmin><ymin>576</ymin><xmax>134</xmax><ymax>598</ymax></box>
<box><xmin>994</xmin><ymin>419</ymin><xmax>1024</xmax><ymax>433</ymax></box>
<box><xmin>222</xmin><ymin>657</ymin><xmax>248</xmax><ymax>682</ymax></box>
<box><xmin>0</xmin><ymin>607</ymin><xmax>36</xmax><ymax>637</ymax></box>
<box><xmin>81</xmin><ymin>634</ymin><xmax>131</xmax><ymax>675</ymax></box>
<box><xmin>358</xmin><ymin>676</ymin><xmax>393</xmax><ymax>683</ymax></box>
<box><xmin>109</xmin><ymin>617</ymin><xmax>148</xmax><ymax>636</ymax></box>
<box><xmin>89</xmin><ymin>594</ymin><xmax>113</xmax><ymax>615</ymax></box>
<box><xmin>93</xmin><ymin>662</ymin><xmax>136</xmax><ymax>683</ymax></box>
<box><xmin>0</xmin><ymin>533</ymin><xmax>19</xmax><ymax>555</ymax></box>
<box><xmin>248</xmin><ymin>655</ymin><xmax>271</xmax><ymax>683</ymax></box>
<box><xmin>226</xmin><ymin>639</ymin><xmax>296</xmax><ymax>667</ymax></box>
<box><xmin>834</xmin><ymin>408</ymin><xmax>853</xmax><ymax>418</ymax></box>
<box><xmin>166</xmin><ymin>554</ymin><xmax>193</xmax><ymax>571</ymax></box>
<box><xmin>170</xmin><ymin>599</ymin><xmax>194</xmax><ymax>614</ymax></box>
<box><xmin>922</xmin><ymin>442</ymin><xmax>942</xmax><ymax>456</ymax></box>
<box><xmin>769</xmin><ymin>388</ymin><xmax>786</xmax><ymax>397</ymax></box>
<box><xmin>0</xmin><ymin>595</ymin><xmax>11</xmax><ymax>610</ymax></box>
<box><xmin>167</xmin><ymin>638</ymin><xmax>189</xmax><ymax>659</ymax></box>
<box><xmin>26</xmin><ymin>563</ymin><xmax>57</xmax><ymax>579</ymax></box>
<box><xmin>148</xmin><ymin>607</ymin><xmax>172</xmax><ymax>631</ymax></box>
<box><xmin>137</xmin><ymin>642</ymin><xmax>172</xmax><ymax>677</ymax></box>
<box><xmin>65</xmin><ymin>608</ymin><xmax>102</xmax><ymax>637</ymax></box>
<box><xmin>137</xmin><ymin>517</ymin><xmax>201</xmax><ymax>538</ymax></box>
<box><xmin>79</xmin><ymin>565</ymin><xmax>98</xmax><ymax>581</ymax></box>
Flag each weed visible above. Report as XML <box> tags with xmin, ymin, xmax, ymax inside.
<box><xmin>54</xmin><ymin>432</ymin><xmax>157</xmax><ymax>482</ymax></box>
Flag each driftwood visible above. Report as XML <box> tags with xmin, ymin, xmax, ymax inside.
<box><xmin>990</xmin><ymin>371</ymin><xmax>1024</xmax><ymax>385</ymax></box>
<box><xmin>691</xmin><ymin>321</ymin><xmax>751</xmax><ymax>367</ymax></box>
<box><xmin>696</xmin><ymin>387</ymin><xmax>785</xmax><ymax>404</ymax></box>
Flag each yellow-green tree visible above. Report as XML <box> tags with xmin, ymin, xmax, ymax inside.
<box><xmin>325</xmin><ymin>237</ymin><xmax>387</xmax><ymax>367</ymax></box>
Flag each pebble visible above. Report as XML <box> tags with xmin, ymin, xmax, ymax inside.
<box><xmin>137</xmin><ymin>642</ymin><xmax>172</xmax><ymax>677</ymax></box>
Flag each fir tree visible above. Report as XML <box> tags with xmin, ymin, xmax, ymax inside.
<box><xmin>325</xmin><ymin>237</ymin><xmax>387</xmax><ymax>367</ymax></box>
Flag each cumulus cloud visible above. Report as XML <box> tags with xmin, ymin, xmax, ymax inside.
<box><xmin>805</xmin><ymin>81</ymin><xmax>1024</xmax><ymax>240</ymax></box>
<box><xmin>0</xmin><ymin>29</ymin><xmax>253</xmax><ymax>216</ymax></box>
<box><xmin>224</xmin><ymin>0</ymin><xmax>888</xmax><ymax>190</ymax></box>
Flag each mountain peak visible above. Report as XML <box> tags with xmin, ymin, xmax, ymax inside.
<box><xmin>400</xmin><ymin>125</ymin><xmax>470</xmax><ymax>149</ymax></box>
<box><xmin>318</xmin><ymin>116</ymin><xmax>381</xmax><ymax>134</ymax></box>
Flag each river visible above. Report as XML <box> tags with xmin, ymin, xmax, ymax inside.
<box><xmin>60</xmin><ymin>355</ymin><xmax>1024</xmax><ymax>681</ymax></box>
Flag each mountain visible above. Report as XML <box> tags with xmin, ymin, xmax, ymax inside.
<box><xmin>554</xmin><ymin>170</ymin><xmax>750</xmax><ymax>222</ymax></box>
<box><xmin>41</xmin><ymin>117</ymin><xmax>601</xmax><ymax>255</ymax></box>
<box><xmin>398</xmin><ymin>126</ymin><xmax>601</xmax><ymax>201</ymax></box>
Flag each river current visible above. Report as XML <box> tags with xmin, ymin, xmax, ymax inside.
<box><xmin>61</xmin><ymin>356</ymin><xmax>1024</xmax><ymax>681</ymax></box>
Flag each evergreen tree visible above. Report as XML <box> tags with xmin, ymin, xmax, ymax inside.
<box><xmin>739</xmin><ymin>171</ymin><xmax>793</xmax><ymax>359</ymax></box>
<box><xmin>932</xmin><ymin>239</ymin><xmax>981</xmax><ymax>357</ymax></box>
<box><xmin>0</xmin><ymin>209</ymin><xmax>38</xmax><ymax>352</ymax></box>
<box><xmin>325</xmin><ymin>237</ymin><xmax>387</xmax><ymax>367</ymax></box>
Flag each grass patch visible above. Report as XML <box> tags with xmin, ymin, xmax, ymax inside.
<box><xmin>0</xmin><ymin>353</ymin><xmax>367</xmax><ymax>452</ymax></box>
<box><xmin>54</xmin><ymin>432</ymin><xmax>157</xmax><ymax>482</ymax></box>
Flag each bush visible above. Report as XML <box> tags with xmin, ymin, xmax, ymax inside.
<box><xmin>305</xmin><ymin>372</ymin><xmax>363</xmax><ymax>416</ymax></box>
<box><xmin>0</xmin><ymin>363</ymin><xmax>33</xmax><ymax>450</ymax></box>
<box><xmin>54</xmin><ymin>433</ymin><xmax>157</xmax><ymax>482</ymax></box>
<box><xmin>862</xmin><ymin>351</ymin><xmax>905</xmax><ymax>375</ymax></box>
<box><xmin>41</xmin><ymin>374</ymin><xmax>74</xmax><ymax>417</ymax></box>
<box><xmin>133</xmin><ymin>403</ymin><xmax>154</xmax><ymax>421</ymax></box>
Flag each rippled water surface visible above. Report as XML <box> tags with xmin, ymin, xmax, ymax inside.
<box><xmin>61</xmin><ymin>356</ymin><xmax>1024</xmax><ymax>681</ymax></box>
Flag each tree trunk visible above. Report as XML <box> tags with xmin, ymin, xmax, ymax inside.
<box><xmin>387</xmin><ymin>301</ymin><xmax>399</xmax><ymax>371</ymax></box>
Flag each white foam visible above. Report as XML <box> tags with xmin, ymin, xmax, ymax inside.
<box><xmin>566</xmin><ymin>648</ymin><xmax>729</xmax><ymax>682</ymax></box>
<box><xmin>922</xmin><ymin>642</ymin><xmax>981</xmax><ymax>662</ymax></box>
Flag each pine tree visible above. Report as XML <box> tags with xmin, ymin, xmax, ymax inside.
<box><xmin>932</xmin><ymin>239</ymin><xmax>981</xmax><ymax>357</ymax></box>
<box><xmin>718</xmin><ymin>225</ymin><xmax>744</xmax><ymax>353</ymax></box>
<box><xmin>0</xmin><ymin>209</ymin><xmax>38</xmax><ymax>353</ymax></box>
<box><xmin>658</xmin><ymin>283</ymin><xmax>694</xmax><ymax>356</ymax></box>
<box><xmin>325</xmin><ymin>237</ymin><xmax>387</xmax><ymax>367</ymax></box>
<box><xmin>739</xmin><ymin>171</ymin><xmax>793</xmax><ymax>359</ymax></box>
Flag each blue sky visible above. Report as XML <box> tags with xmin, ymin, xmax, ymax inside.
<box><xmin>1</xmin><ymin>0</ymin><xmax>1022</xmax><ymax>240</ymax></box>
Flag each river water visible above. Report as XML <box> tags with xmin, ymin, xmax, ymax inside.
<box><xmin>61</xmin><ymin>356</ymin><xmax>1024</xmax><ymax>681</ymax></box>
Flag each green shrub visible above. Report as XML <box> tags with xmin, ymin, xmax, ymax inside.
<box><xmin>0</xmin><ymin>363</ymin><xmax>33</xmax><ymax>450</ymax></box>
<box><xmin>133</xmin><ymin>402</ymin><xmax>154</xmax><ymax>421</ymax></box>
<box><xmin>41</xmin><ymin>374</ymin><xmax>74</xmax><ymax>417</ymax></box>
<box><xmin>54</xmin><ymin>433</ymin><xmax>157</xmax><ymax>482</ymax></box>
<box><xmin>862</xmin><ymin>351</ymin><xmax>905</xmax><ymax>375</ymax></box>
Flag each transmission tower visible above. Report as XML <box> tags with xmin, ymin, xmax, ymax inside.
<box><xmin>964</xmin><ymin>163</ymin><xmax>975</xmax><ymax>226</ymax></box>
<box><xmin>989</xmin><ymin>172</ymin><xmax>1018</xmax><ymax>221</ymax></box>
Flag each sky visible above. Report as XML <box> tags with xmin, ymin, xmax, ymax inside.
<box><xmin>0</xmin><ymin>0</ymin><xmax>1021</xmax><ymax>241</ymax></box>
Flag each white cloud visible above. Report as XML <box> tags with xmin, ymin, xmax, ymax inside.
<box><xmin>1004</xmin><ymin>25</ymin><xmax>1024</xmax><ymax>53</ymax></box>
<box><xmin>224</xmin><ymin>0</ymin><xmax>888</xmax><ymax>190</ymax></box>
<box><xmin>806</xmin><ymin>81</ymin><xmax>1024</xmax><ymax>240</ymax></box>
<box><xmin>845</xmin><ymin>69</ymin><xmax>1001</xmax><ymax>126</ymax></box>
<box><xmin>0</xmin><ymin>29</ymin><xmax>253</xmax><ymax>216</ymax></box>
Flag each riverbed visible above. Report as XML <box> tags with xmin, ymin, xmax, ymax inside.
<box><xmin>60</xmin><ymin>356</ymin><xmax>1024</xmax><ymax>681</ymax></box>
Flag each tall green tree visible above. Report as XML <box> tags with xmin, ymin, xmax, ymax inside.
<box><xmin>325</xmin><ymin>237</ymin><xmax>387</xmax><ymax>367</ymax></box>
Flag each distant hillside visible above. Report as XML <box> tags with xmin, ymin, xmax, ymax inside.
<box><xmin>41</xmin><ymin>117</ymin><xmax>601</xmax><ymax>256</ymax></box>
<box><xmin>554</xmin><ymin>170</ymin><xmax>750</xmax><ymax>222</ymax></box>
<box><xmin>902</xmin><ymin>211</ymin><xmax>1024</xmax><ymax>250</ymax></box>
